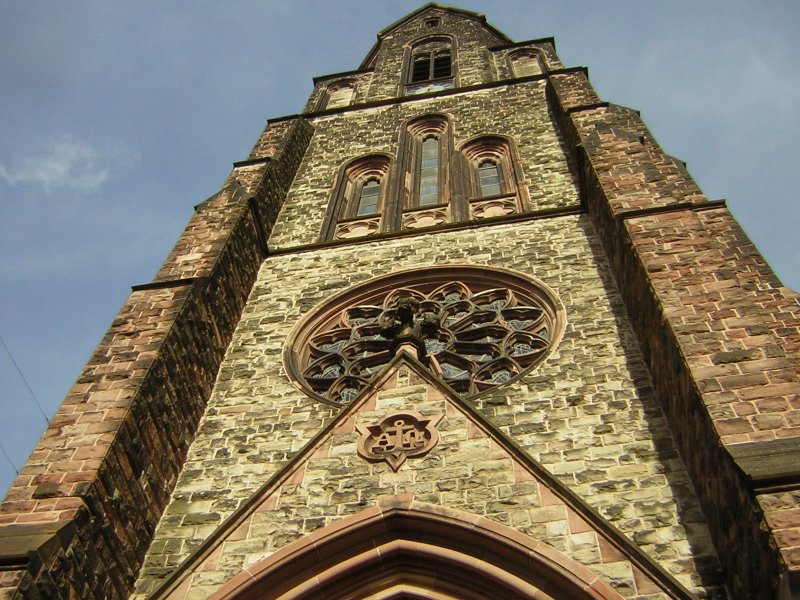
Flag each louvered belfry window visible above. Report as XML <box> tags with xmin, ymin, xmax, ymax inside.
<box><xmin>412</xmin><ymin>48</ymin><xmax>451</xmax><ymax>82</ymax></box>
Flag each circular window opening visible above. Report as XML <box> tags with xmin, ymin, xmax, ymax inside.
<box><xmin>285</xmin><ymin>266</ymin><xmax>565</xmax><ymax>406</ymax></box>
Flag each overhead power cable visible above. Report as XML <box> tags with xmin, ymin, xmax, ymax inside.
<box><xmin>0</xmin><ymin>440</ymin><xmax>19</xmax><ymax>475</ymax></box>
<box><xmin>0</xmin><ymin>333</ymin><xmax>50</xmax><ymax>425</ymax></box>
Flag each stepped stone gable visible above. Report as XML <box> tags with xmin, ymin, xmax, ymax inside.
<box><xmin>1</xmin><ymin>4</ymin><xmax>798</xmax><ymax>599</ymax></box>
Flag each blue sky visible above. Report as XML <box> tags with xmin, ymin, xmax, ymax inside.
<box><xmin>1</xmin><ymin>1</ymin><xmax>798</xmax><ymax>494</ymax></box>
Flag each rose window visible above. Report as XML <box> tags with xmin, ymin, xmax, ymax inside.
<box><xmin>286</xmin><ymin>266</ymin><xmax>564</xmax><ymax>406</ymax></box>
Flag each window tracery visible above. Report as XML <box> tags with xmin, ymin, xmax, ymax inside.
<box><xmin>286</xmin><ymin>267</ymin><xmax>564</xmax><ymax>406</ymax></box>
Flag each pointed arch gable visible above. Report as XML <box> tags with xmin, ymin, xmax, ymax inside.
<box><xmin>148</xmin><ymin>350</ymin><xmax>697</xmax><ymax>600</ymax></box>
<box><xmin>210</xmin><ymin>500</ymin><xmax>624</xmax><ymax>600</ymax></box>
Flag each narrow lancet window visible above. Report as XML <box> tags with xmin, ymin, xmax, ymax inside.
<box><xmin>322</xmin><ymin>154</ymin><xmax>391</xmax><ymax>241</ymax></box>
<box><xmin>478</xmin><ymin>161</ymin><xmax>501</xmax><ymax>197</ymax></box>
<box><xmin>357</xmin><ymin>179</ymin><xmax>381</xmax><ymax>215</ymax></box>
<box><xmin>419</xmin><ymin>137</ymin><xmax>440</xmax><ymax>206</ymax></box>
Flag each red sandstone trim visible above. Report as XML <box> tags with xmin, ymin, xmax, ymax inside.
<box><xmin>209</xmin><ymin>500</ymin><xmax>625</xmax><ymax>600</ymax></box>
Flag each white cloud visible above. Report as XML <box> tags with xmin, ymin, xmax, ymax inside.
<box><xmin>0</xmin><ymin>136</ymin><xmax>109</xmax><ymax>192</ymax></box>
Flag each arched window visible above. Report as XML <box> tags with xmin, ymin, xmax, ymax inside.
<box><xmin>477</xmin><ymin>160</ymin><xmax>501</xmax><ymax>197</ymax></box>
<box><xmin>399</xmin><ymin>115</ymin><xmax>454</xmax><ymax>229</ymax></box>
<box><xmin>419</xmin><ymin>137</ymin><xmax>440</xmax><ymax>206</ymax></box>
<box><xmin>355</xmin><ymin>178</ymin><xmax>380</xmax><ymax>215</ymax></box>
<box><xmin>460</xmin><ymin>136</ymin><xmax>528</xmax><ymax>219</ymax></box>
<box><xmin>324</xmin><ymin>81</ymin><xmax>355</xmax><ymax>109</ymax></box>
<box><xmin>321</xmin><ymin>155</ymin><xmax>392</xmax><ymax>241</ymax></box>
<box><xmin>508</xmin><ymin>49</ymin><xmax>543</xmax><ymax>77</ymax></box>
<box><xmin>405</xmin><ymin>38</ymin><xmax>455</xmax><ymax>95</ymax></box>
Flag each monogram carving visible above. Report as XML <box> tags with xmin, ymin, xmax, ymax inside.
<box><xmin>357</xmin><ymin>411</ymin><xmax>442</xmax><ymax>471</ymax></box>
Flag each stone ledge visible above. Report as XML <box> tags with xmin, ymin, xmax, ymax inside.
<box><xmin>0</xmin><ymin>520</ymin><xmax>76</xmax><ymax>569</ymax></box>
<box><xmin>268</xmin><ymin>69</ymin><xmax>579</xmax><ymax>124</ymax></box>
<box><xmin>729</xmin><ymin>437</ymin><xmax>800</xmax><ymax>493</ymax></box>
<box><xmin>269</xmin><ymin>204</ymin><xmax>583</xmax><ymax>256</ymax></box>
<box><xmin>232</xmin><ymin>156</ymin><xmax>272</xmax><ymax>168</ymax></box>
<box><xmin>616</xmin><ymin>199</ymin><xmax>727</xmax><ymax>222</ymax></box>
<box><xmin>131</xmin><ymin>277</ymin><xmax>202</xmax><ymax>292</ymax></box>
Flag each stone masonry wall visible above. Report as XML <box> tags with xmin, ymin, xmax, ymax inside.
<box><xmin>548</xmin><ymin>66</ymin><xmax>800</xmax><ymax>597</ymax></box>
<box><xmin>0</xmin><ymin>119</ymin><xmax>312</xmax><ymax>600</ymax></box>
<box><xmin>146</xmin><ymin>365</ymin><xmax>692</xmax><ymax>599</ymax></box>
<box><xmin>134</xmin><ymin>216</ymin><xmax>725</xmax><ymax>598</ymax></box>
<box><xmin>246</xmin><ymin>119</ymin><xmax>302</xmax><ymax>162</ymax></box>
<box><xmin>269</xmin><ymin>80</ymin><xmax>579</xmax><ymax>249</ymax></box>
<box><xmin>5</xmin><ymin>6</ymin><xmax>797</xmax><ymax>598</ymax></box>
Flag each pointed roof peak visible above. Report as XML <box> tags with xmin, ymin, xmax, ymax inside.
<box><xmin>359</xmin><ymin>4</ymin><xmax>513</xmax><ymax>69</ymax></box>
<box><xmin>377</xmin><ymin>3</ymin><xmax>512</xmax><ymax>41</ymax></box>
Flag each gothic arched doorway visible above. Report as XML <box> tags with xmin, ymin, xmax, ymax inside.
<box><xmin>210</xmin><ymin>499</ymin><xmax>623</xmax><ymax>600</ymax></box>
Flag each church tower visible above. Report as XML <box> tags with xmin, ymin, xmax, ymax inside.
<box><xmin>2</xmin><ymin>5</ymin><xmax>799</xmax><ymax>599</ymax></box>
